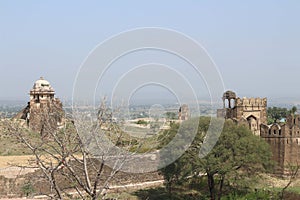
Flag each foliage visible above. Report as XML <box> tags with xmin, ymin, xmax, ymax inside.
<box><xmin>267</xmin><ymin>107</ymin><xmax>289</xmax><ymax>124</ymax></box>
<box><xmin>131</xmin><ymin>186</ymin><xmax>300</xmax><ymax>200</ymax></box>
<box><xmin>267</xmin><ymin>106</ymin><xmax>298</xmax><ymax>124</ymax></box>
<box><xmin>223</xmin><ymin>189</ymin><xmax>273</xmax><ymax>200</ymax></box>
<box><xmin>136</xmin><ymin>119</ymin><xmax>148</xmax><ymax>125</ymax></box>
<box><xmin>133</xmin><ymin>187</ymin><xmax>204</xmax><ymax>200</ymax></box>
<box><xmin>290</xmin><ymin>106</ymin><xmax>298</xmax><ymax>115</ymax></box>
<box><xmin>159</xmin><ymin>117</ymin><xmax>273</xmax><ymax>200</ymax></box>
<box><xmin>165</xmin><ymin>112</ymin><xmax>177</xmax><ymax>120</ymax></box>
<box><xmin>21</xmin><ymin>181</ymin><xmax>35</xmax><ymax>197</ymax></box>
<box><xmin>279</xmin><ymin>163</ymin><xmax>300</xmax><ymax>200</ymax></box>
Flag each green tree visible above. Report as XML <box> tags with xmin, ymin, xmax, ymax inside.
<box><xmin>158</xmin><ymin>119</ymin><xmax>197</xmax><ymax>196</ymax></box>
<box><xmin>267</xmin><ymin>107</ymin><xmax>289</xmax><ymax>124</ymax></box>
<box><xmin>160</xmin><ymin>118</ymin><xmax>273</xmax><ymax>200</ymax></box>
<box><xmin>165</xmin><ymin>112</ymin><xmax>177</xmax><ymax>120</ymax></box>
<box><xmin>21</xmin><ymin>181</ymin><xmax>35</xmax><ymax>197</ymax></box>
<box><xmin>136</xmin><ymin>119</ymin><xmax>148</xmax><ymax>125</ymax></box>
<box><xmin>200</xmin><ymin>120</ymin><xmax>272</xmax><ymax>199</ymax></box>
<box><xmin>290</xmin><ymin>106</ymin><xmax>297</xmax><ymax>115</ymax></box>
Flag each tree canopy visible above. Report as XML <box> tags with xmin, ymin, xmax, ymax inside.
<box><xmin>267</xmin><ymin>106</ymin><xmax>298</xmax><ymax>124</ymax></box>
<box><xmin>159</xmin><ymin>117</ymin><xmax>273</xmax><ymax>200</ymax></box>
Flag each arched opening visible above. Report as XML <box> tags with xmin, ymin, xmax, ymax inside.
<box><xmin>247</xmin><ymin>115</ymin><xmax>258</xmax><ymax>133</ymax></box>
<box><xmin>230</xmin><ymin>99</ymin><xmax>235</xmax><ymax>108</ymax></box>
<box><xmin>224</xmin><ymin>99</ymin><xmax>229</xmax><ymax>108</ymax></box>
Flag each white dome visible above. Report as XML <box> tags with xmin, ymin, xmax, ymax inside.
<box><xmin>32</xmin><ymin>77</ymin><xmax>54</xmax><ymax>92</ymax></box>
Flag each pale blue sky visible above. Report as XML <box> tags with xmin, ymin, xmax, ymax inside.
<box><xmin>0</xmin><ymin>1</ymin><xmax>300</xmax><ymax>103</ymax></box>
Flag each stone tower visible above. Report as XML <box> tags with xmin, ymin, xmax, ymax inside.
<box><xmin>217</xmin><ymin>91</ymin><xmax>300</xmax><ymax>174</ymax></box>
<box><xmin>29</xmin><ymin>76</ymin><xmax>55</xmax><ymax>104</ymax></box>
<box><xmin>179</xmin><ymin>104</ymin><xmax>190</xmax><ymax>121</ymax></box>
<box><xmin>217</xmin><ymin>91</ymin><xmax>267</xmax><ymax>135</ymax></box>
<box><xmin>15</xmin><ymin>77</ymin><xmax>63</xmax><ymax>134</ymax></box>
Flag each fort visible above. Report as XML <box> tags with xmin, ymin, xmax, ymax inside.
<box><xmin>14</xmin><ymin>80</ymin><xmax>300</xmax><ymax>174</ymax></box>
<box><xmin>218</xmin><ymin>91</ymin><xmax>300</xmax><ymax>173</ymax></box>
<box><xmin>261</xmin><ymin>114</ymin><xmax>300</xmax><ymax>173</ymax></box>
<box><xmin>14</xmin><ymin>77</ymin><xmax>64</xmax><ymax>134</ymax></box>
<box><xmin>217</xmin><ymin>90</ymin><xmax>267</xmax><ymax>136</ymax></box>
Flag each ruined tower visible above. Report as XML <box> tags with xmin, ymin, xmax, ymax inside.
<box><xmin>217</xmin><ymin>91</ymin><xmax>267</xmax><ymax>136</ymax></box>
<box><xmin>15</xmin><ymin>77</ymin><xmax>63</xmax><ymax>134</ymax></box>
<box><xmin>217</xmin><ymin>91</ymin><xmax>300</xmax><ymax>173</ymax></box>
<box><xmin>178</xmin><ymin>104</ymin><xmax>190</xmax><ymax>121</ymax></box>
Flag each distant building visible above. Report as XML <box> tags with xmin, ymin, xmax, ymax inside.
<box><xmin>178</xmin><ymin>104</ymin><xmax>190</xmax><ymax>121</ymax></box>
<box><xmin>15</xmin><ymin>77</ymin><xmax>63</xmax><ymax>134</ymax></box>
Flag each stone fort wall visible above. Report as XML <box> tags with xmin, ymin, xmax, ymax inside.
<box><xmin>218</xmin><ymin>91</ymin><xmax>300</xmax><ymax>174</ymax></box>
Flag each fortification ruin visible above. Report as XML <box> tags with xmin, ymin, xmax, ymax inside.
<box><xmin>178</xmin><ymin>104</ymin><xmax>190</xmax><ymax>121</ymax></box>
<box><xmin>218</xmin><ymin>91</ymin><xmax>300</xmax><ymax>173</ymax></box>
<box><xmin>217</xmin><ymin>90</ymin><xmax>267</xmax><ymax>136</ymax></box>
<box><xmin>15</xmin><ymin>77</ymin><xmax>63</xmax><ymax>134</ymax></box>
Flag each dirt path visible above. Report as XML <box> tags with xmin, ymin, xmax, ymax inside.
<box><xmin>0</xmin><ymin>155</ymin><xmax>35</xmax><ymax>168</ymax></box>
<box><xmin>0</xmin><ymin>166</ymin><xmax>37</xmax><ymax>179</ymax></box>
<box><xmin>0</xmin><ymin>155</ymin><xmax>37</xmax><ymax>179</ymax></box>
<box><xmin>0</xmin><ymin>180</ymin><xmax>165</xmax><ymax>199</ymax></box>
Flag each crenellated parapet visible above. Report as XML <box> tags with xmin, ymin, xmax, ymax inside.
<box><xmin>260</xmin><ymin>114</ymin><xmax>300</xmax><ymax>174</ymax></box>
<box><xmin>217</xmin><ymin>91</ymin><xmax>267</xmax><ymax>135</ymax></box>
<box><xmin>235</xmin><ymin>97</ymin><xmax>267</xmax><ymax>107</ymax></box>
<box><xmin>218</xmin><ymin>90</ymin><xmax>300</xmax><ymax>174</ymax></box>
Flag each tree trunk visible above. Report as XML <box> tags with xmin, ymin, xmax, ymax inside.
<box><xmin>51</xmin><ymin>171</ymin><xmax>62</xmax><ymax>199</ymax></box>
<box><xmin>207</xmin><ymin>173</ymin><xmax>216</xmax><ymax>200</ymax></box>
<box><xmin>167</xmin><ymin>183</ymin><xmax>172</xmax><ymax>197</ymax></box>
<box><xmin>217</xmin><ymin>175</ymin><xmax>225</xmax><ymax>200</ymax></box>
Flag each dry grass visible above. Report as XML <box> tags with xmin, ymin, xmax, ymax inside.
<box><xmin>0</xmin><ymin>155</ymin><xmax>35</xmax><ymax>168</ymax></box>
<box><xmin>255</xmin><ymin>173</ymin><xmax>300</xmax><ymax>192</ymax></box>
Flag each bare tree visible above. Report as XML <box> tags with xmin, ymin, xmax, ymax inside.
<box><xmin>279</xmin><ymin>162</ymin><xmax>300</xmax><ymax>200</ymax></box>
<box><xmin>6</xmin><ymin>101</ymin><xmax>136</xmax><ymax>199</ymax></box>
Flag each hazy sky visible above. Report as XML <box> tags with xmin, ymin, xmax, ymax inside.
<box><xmin>1</xmin><ymin>1</ymin><xmax>300</xmax><ymax>104</ymax></box>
